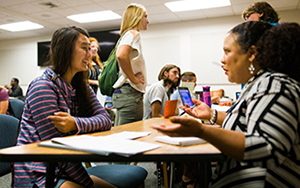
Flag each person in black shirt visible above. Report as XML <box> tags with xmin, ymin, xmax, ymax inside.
<box><xmin>5</xmin><ymin>77</ymin><xmax>23</xmax><ymax>99</ymax></box>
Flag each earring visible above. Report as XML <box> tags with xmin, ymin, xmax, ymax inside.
<box><xmin>249</xmin><ymin>62</ymin><xmax>255</xmax><ymax>75</ymax></box>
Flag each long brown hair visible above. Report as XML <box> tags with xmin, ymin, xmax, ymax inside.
<box><xmin>49</xmin><ymin>26</ymin><xmax>92</xmax><ymax>117</ymax></box>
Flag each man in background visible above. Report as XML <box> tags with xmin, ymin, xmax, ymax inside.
<box><xmin>143</xmin><ymin>64</ymin><xmax>181</xmax><ymax>119</ymax></box>
<box><xmin>5</xmin><ymin>77</ymin><xmax>23</xmax><ymax>99</ymax></box>
<box><xmin>171</xmin><ymin>71</ymin><xmax>197</xmax><ymax>115</ymax></box>
<box><xmin>242</xmin><ymin>1</ymin><xmax>280</xmax><ymax>25</ymax></box>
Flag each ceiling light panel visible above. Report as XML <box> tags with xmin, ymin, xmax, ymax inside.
<box><xmin>67</xmin><ymin>10</ymin><xmax>121</xmax><ymax>23</ymax></box>
<box><xmin>0</xmin><ymin>21</ymin><xmax>44</xmax><ymax>32</ymax></box>
<box><xmin>165</xmin><ymin>0</ymin><xmax>231</xmax><ymax>12</ymax></box>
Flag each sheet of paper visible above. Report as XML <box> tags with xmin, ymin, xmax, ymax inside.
<box><xmin>155</xmin><ymin>136</ymin><xmax>206</xmax><ymax>146</ymax></box>
<box><xmin>40</xmin><ymin>132</ymin><xmax>161</xmax><ymax>157</ymax></box>
<box><xmin>39</xmin><ymin>140</ymin><xmax>111</xmax><ymax>156</ymax></box>
<box><xmin>103</xmin><ymin>131</ymin><xmax>151</xmax><ymax>140</ymax></box>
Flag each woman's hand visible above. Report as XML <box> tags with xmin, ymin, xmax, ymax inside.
<box><xmin>133</xmin><ymin>72</ymin><xmax>145</xmax><ymax>85</ymax></box>
<box><xmin>48</xmin><ymin>112</ymin><xmax>77</xmax><ymax>133</ymax></box>
<box><xmin>150</xmin><ymin>116</ymin><xmax>204</xmax><ymax>138</ymax></box>
<box><xmin>180</xmin><ymin>98</ymin><xmax>213</xmax><ymax>120</ymax></box>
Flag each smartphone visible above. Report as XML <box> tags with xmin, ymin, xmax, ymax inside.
<box><xmin>178</xmin><ymin>87</ymin><xmax>194</xmax><ymax>107</ymax></box>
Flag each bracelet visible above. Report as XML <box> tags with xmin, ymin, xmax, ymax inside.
<box><xmin>209</xmin><ymin>109</ymin><xmax>217</xmax><ymax>125</ymax></box>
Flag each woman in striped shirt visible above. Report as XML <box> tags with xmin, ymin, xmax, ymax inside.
<box><xmin>152</xmin><ymin>22</ymin><xmax>300</xmax><ymax>187</ymax></box>
<box><xmin>14</xmin><ymin>26</ymin><xmax>116</xmax><ymax>187</ymax></box>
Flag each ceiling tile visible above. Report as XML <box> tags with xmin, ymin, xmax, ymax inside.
<box><xmin>28</xmin><ymin>11</ymin><xmax>62</xmax><ymax>21</ymax></box>
<box><xmin>175</xmin><ymin>10</ymin><xmax>206</xmax><ymax>21</ymax></box>
<box><xmin>202</xmin><ymin>7</ymin><xmax>234</xmax><ymax>18</ymax></box>
<box><xmin>7</xmin><ymin>3</ymin><xmax>45</xmax><ymax>14</ymax></box>
<box><xmin>73</xmin><ymin>4</ymin><xmax>106</xmax><ymax>13</ymax></box>
<box><xmin>149</xmin><ymin>13</ymin><xmax>180</xmax><ymax>23</ymax></box>
<box><xmin>58</xmin><ymin>0</ymin><xmax>94</xmax><ymax>7</ymax></box>
<box><xmin>146</xmin><ymin>4</ymin><xmax>171</xmax><ymax>14</ymax></box>
<box><xmin>97</xmin><ymin>0</ymin><xmax>129</xmax><ymax>10</ymax></box>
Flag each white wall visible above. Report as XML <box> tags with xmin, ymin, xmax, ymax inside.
<box><xmin>1</xmin><ymin>9</ymin><xmax>300</xmax><ymax>100</ymax></box>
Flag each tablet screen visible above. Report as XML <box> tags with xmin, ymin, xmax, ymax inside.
<box><xmin>178</xmin><ymin>87</ymin><xmax>193</xmax><ymax>107</ymax></box>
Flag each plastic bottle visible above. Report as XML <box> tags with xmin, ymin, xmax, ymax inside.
<box><xmin>202</xmin><ymin>86</ymin><xmax>211</xmax><ymax>108</ymax></box>
<box><xmin>195</xmin><ymin>91</ymin><xmax>203</xmax><ymax>102</ymax></box>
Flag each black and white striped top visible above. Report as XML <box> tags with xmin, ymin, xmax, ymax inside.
<box><xmin>211</xmin><ymin>71</ymin><xmax>300</xmax><ymax>188</ymax></box>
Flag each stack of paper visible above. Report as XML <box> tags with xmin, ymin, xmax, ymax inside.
<box><xmin>155</xmin><ymin>136</ymin><xmax>206</xmax><ymax>146</ymax></box>
<box><xmin>39</xmin><ymin>131</ymin><xmax>161</xmax><ymax>157</ymax></box>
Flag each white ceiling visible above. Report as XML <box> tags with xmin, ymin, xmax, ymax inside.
<box><xmin>0</xmin><ymin>0</ymin><xmax>299</xmax><ymax>41</ymax></box>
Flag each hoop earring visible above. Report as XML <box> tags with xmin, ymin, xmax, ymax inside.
<box><xmin>249</xmin><ymin>62</ymin><xmax>255</xmax><ymax>75</ymax></box>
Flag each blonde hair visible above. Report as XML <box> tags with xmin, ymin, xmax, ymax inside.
<box><xmin>88</xmin><ymin>37</ymin><xmax>103</xmax><ymax>70</ymax></box>
<box><xmin>120</xmin><ymin>3</ymin><xmax>146</xmax><ymax>35</ymax></box>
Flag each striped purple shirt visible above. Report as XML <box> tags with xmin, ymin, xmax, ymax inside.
<box><xmin>14</xmin><ymin>67</ymin><xmax>112</xmax><ymax>188</ymax></box>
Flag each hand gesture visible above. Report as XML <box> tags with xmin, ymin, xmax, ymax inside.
<box><xmin>48</xmin><ymin>112</ymin><xmax>77</xmax><ymax>133</ymax></box>
<box><xmin>150</xmin><ymin>116</ymin><xmax>204</xmax><ymax>137</ymax></box>
<box><xmin>180</xmin><ymin>98</ymin><xmax>213</xmax><ymax>120</ymax></box>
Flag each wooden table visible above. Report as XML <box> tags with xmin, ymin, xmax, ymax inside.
<box><xmin>0</xmin><ymin>117</ymin><xmax>224</xmax><ymax>188</ymax></box>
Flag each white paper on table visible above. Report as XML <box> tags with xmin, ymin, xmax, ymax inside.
<box><xmin>155</xmin><ymin>136</ymin><xmax>206</xmax><ymax>146</ymax></box>
<box><xmin>39</xmin><ymin>134</ymin><xmax>161</xmax><ymax>157</ymax></box>
<box><xmin>103</xmin><ymin>131</ymin><xmax>151</xmax><ymax>140</ymax></box>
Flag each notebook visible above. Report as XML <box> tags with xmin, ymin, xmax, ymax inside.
<box><xmin>155</xmin><ymin>136</ymin><xmax>207</xmax><ymax>146</ymax></box>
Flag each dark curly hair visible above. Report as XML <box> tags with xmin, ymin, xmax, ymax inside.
<box><xmin>242</xmin><ymin>1</ymin><xmax>280</xmax><ymax>23</ymax></box>
<box><xmin>229</xmin><ymin>21</ymin><xmax>272</xmax><ymax>53</ymax></box>
<box><xmin>256</xmin><ymin>23</ymin><xmax>300</xmax><ymax>82</ymax></box>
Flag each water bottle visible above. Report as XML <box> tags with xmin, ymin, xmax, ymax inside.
<box><xmin>195</xmin><ymin>91</ymin><xmax>203</xmax><ymax>102</ymax></box>
<box><xmin>202</xmin><ymin>86</ymin><xmax>211</xmax><ymax>108</ymax></box>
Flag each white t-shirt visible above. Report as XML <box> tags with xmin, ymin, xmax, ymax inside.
<box><xmin>143</xmin><ymin>80</ymin><xmax>169</xmax><ymax>119</ymax></box>
<box><xmin>113</xmin><ymin>30</ymin><xmax>147</xmax><ymax>93</ymax></box>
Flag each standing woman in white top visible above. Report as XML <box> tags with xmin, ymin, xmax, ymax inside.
<box><xmin>112</xmin><ymin>3</ymin><xmax>149</xmax><ymax>126</ymax></box>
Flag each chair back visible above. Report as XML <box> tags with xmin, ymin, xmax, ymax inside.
<box><xmin>9</xmin><ymin>99</ymin><xmax>24</xmax><ymax>120</ymax></box>
<box><xmin>0</xmin><ymin>114</ymin><xmax>19</xmax><ymax>176</ymax></box>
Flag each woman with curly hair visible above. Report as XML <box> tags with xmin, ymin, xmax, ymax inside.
<box><xmin>152</xmin><ymin>22</ymin><xmax>300</xmax><ymax>187</ymax></box>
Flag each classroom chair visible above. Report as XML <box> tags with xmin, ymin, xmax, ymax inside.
<box><xmin>87</xmin><ymin>164</ymin><xmax>147</xmax><ymax>188</ymax></box>
<box><xmin>0</xmin><ymin>114</ymin><xmax>19</xmax><ymax>177</ymax></box>
<box><xmin>9</xmin><ymin>99</ymin><xmax>24</xmax><ymax>120</ymax></box>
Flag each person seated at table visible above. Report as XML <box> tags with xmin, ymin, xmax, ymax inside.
<box><xmin>0</xmin><ymin>86</ymin><xmax>9</xmax><ymax>114</ymax></box>
<box><xmin>143</xmin><ymin>64</ymin><xmax>181</xmax><ymax>119</ymax></box>
<box><xmin>171</xmin><ymin>71</ymin><xmax>197</xmax><ymax>102</ymax></box>
<box><xmin>151</xmin><ymin>21</ymin><xmax>300</xmax><ymax>187</ymax></box>
<box><xmin>14</xmin><ymin>26</ymin><xmax>146</xmax><ymax>188</ymax></box>
<box><xmin>5</xmin><ymin>77</ymin><xmax>23</xmax><ymax>99</ymax></box>
<box><xmin>242</xmin><ymin>1</ymin><xmax>280</xmax><ymax>25</ymax></box>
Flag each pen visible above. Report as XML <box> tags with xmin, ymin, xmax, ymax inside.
<box><xmin>179</xmin><ymin>104</ymin><xmax>197</xmax><ymax>116</ymax></box>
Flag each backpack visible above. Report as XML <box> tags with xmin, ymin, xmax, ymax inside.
<box><xmin>98</xmin><ymin>40</ymin><xmax>120</xmax><ymax>96</ymax></box>
<box><xmin>98</xmin><ymin>29</ymin><xmax>131</xmax><ymax>96</ymax></box>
